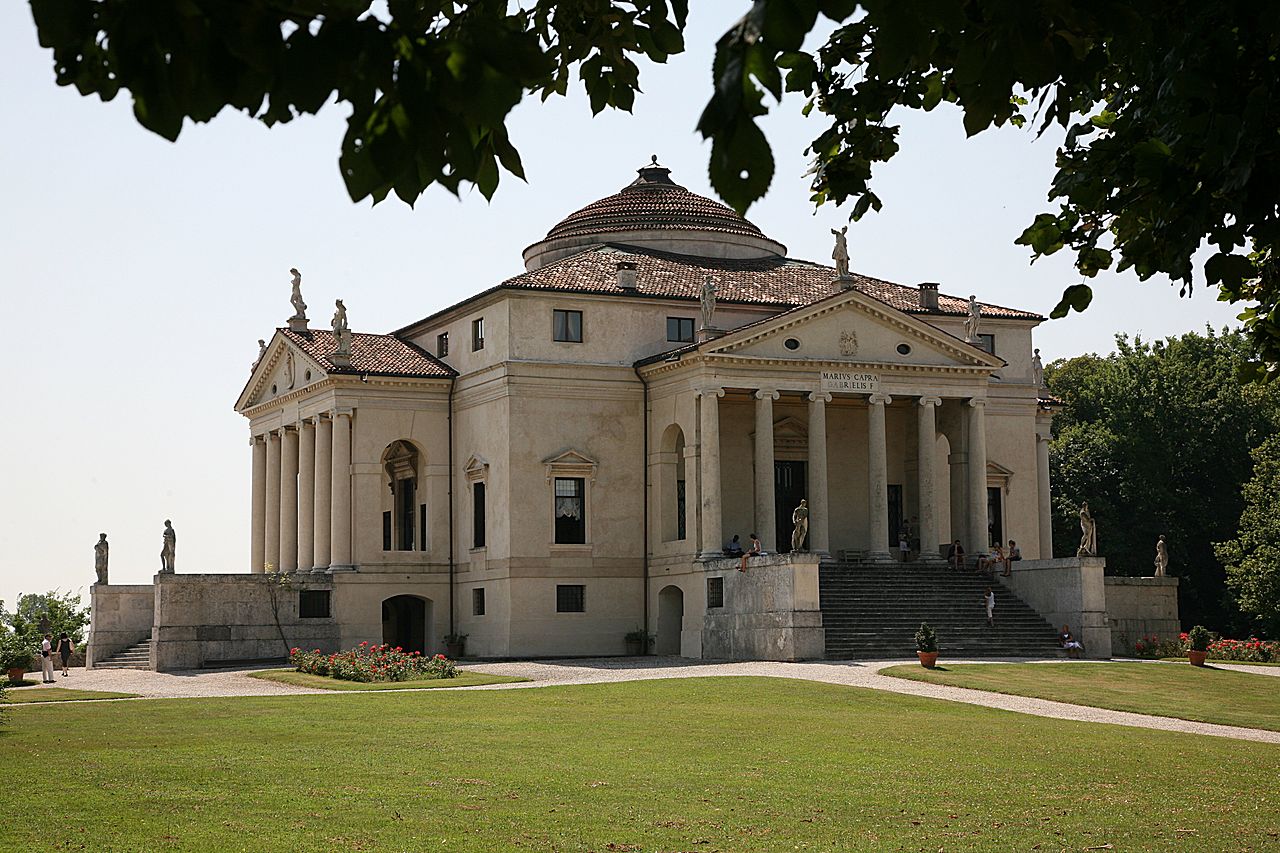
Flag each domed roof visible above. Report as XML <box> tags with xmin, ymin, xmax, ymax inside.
<box><xmin>546</xmin><ymin>157</ymin><xmax>769</xmax><ymax>242</ymax></box>
<box><xmin>523</xmin><ymin>157</ymin><xmax>786</xmax><ymax>270</ymax></box>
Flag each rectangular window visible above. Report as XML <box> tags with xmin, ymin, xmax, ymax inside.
<box><xmin>706</xmin><ymin>576</ymin><xmax>724</xmax><ymax>609</ymax></box>
<box><xmin>473</xmin><ymin>588</ymin><xmax>486</xmax><ymax>616</ymax></box>
<box><xmin>382</xmin><ymin>511</ymin><xmax>392</xmax><ymax>551</ymax></box>
<box><xmin>397</xmin><ymin>478</ymin><xmax>415</xmax><ymax>551</ymax></box>
<box><xmin>419</xmin><ymin>503</ymin><xmax>428</xmax><ymax>552</ymax></box>
<box><xmin>437</xmin><ymin>332</ymin><xmax>449</xmax><ymax>357</ymax></box>
<box><xmin>554</xmin><ymin>477</ymin><xmax>586</xmax><ymax>544</ymax></box>
<box><xmin>299</xmin><ymin>590</ymin><xmax>331</xmax><ymax>619</ymax></box>
<box><xmin>676</xmin><ymin>479</ymin><xmax>687</xmax><ymax>541</ymax></box>
<box><xmin>977</xmin><ymin>333</ymin><xmax>995</xmax><ymax>354</ymax></box>
<box><xmin>472</xmin><ymin>317</ymin><xmax>485</xmax><ymax>351</ymax></box>
<box><xmin>556</xmin><ymin>584</ymin><xmax>585</xmax><ymax>613</ymax></box>
<box><xmin>667</xmin><ymin>316</ymin><xmax>695</xmax><ymax>343</ymax></box>
<box><xmin>472</xmin><ymin>482</ymin><xmax>486</xmax><ymax>548</ymax></box>
<box><xmin>553</xmin><ymin>309</ymin><xmax>583</xmax><ymax>343</ymax></box>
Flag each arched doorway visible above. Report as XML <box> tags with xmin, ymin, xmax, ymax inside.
<box><xmin>382</xmin><ymin>595</ymin><xmax>430</xmax><ymax>654</ymax></box>
<box><xmin>657</xmin><ymin>585</ymin><xmax>683</xmax><ymax>656</ymax></box>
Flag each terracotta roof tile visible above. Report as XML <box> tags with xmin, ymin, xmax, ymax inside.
<box><xmin>281</xmin><ymin>328</ymin><xmax>455</xmax><ymax>379</ymax></box>
<box><xmin>499</xmin><ymin>244</ymin><xmax>1042</xmax><ymax>321</ymax></box>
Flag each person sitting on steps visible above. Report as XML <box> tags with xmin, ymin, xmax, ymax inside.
<box><xmin>946</xmin><ymin>539</ymin><xmax>965</xmax><ymax>571</ymax></box>
<box><xmin>740</xmin><ymin>533</ymin><xmax>761</xmax><ymax>572</ymax></box>
<box><xmin>1004</xmin><ymin>540</ymin><xmax>1020</xmax><ymax>576</ymax></box>
<box><xmin>723</xmin><ymin>534</ymin><xmax>744</xmax><ymax>557</ymax></box>
<box><xmin>1059</xmin><ymin>624</ymin><xmax>1086</xmax><ymax>658</ymax></box>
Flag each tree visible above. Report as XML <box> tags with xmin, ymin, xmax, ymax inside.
<box><xmin>26</xmin><ymin>2</ymin><xmax>1280</xmax><ymax>368</ymax></box>
<box><xmin>1045</xmin><ymin>328</ymin><xmax>1280</xmax><ymax>632</ymax></box>
<box><xmin>4</xmin><ymin>590</ymin><xmax>92</xmax><ymax>646</ymax></box>
<box><xmin>1215</xmin><ymin>436</ymin><xmax>1280</xmax><ymax>638</ymax></box>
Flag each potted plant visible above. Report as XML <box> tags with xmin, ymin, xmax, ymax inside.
<box><xmin>915</xmin><ymin>622</ymin><xmax>939</xmax><ymax>668</ymax></box>
<box><xmin>624</xmin><ymin>627</ymin><xmax>654</xmax><ymax>656</ymax></box>
<box><xmin>443</xmin><ymin>633</ymin><xmax>468</xmax><ymax>660</ymax></box>
<box><xmin>0</xmin><ymin>630</ymin><xmax>33</xmax><ymax>684</ymax></box>
<box><xmin>1187</xmin><ymin>625</ymin><xmax>1211</xmax><ymax>667</ymax></box>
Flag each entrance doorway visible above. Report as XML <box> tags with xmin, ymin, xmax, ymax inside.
<box><xmin>382</xmin><ymin>595</ymin><xmax>428</xmax><ymax>654</ymax></box>
<box><xmin>774</xmin><ymin>461</ymin><xmax>807</xmax><ymax>552</ymax></box>
<box><xmin>986</xmin><ymin>487</ymin><xmax>1003</xmax><ymax>548</ymax></box>
<box><xmin>656</xmin><ymin>585</ymin><xmax>683</xmax><ymax>655</ymax></box>
<box><xmin>887</xmin><ymin>484</ymin><xmax>904</xmax><ymax>551</ymax></box>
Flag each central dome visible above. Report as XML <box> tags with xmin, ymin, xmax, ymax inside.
<box><xmin>523</xmin><ymin>158</ymin><xmax>787</xmax><ymax>270</ymax></box>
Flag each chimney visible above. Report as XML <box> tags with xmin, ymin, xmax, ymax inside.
<box><xmin>918</xmin><ymin>282</ymin><xmax>940</xmax><ymax>311</ymax></box>
<box><xmin>616</xmin><ymin>261</ymin><xmax>638</xmax><ymax>290</ymax></box>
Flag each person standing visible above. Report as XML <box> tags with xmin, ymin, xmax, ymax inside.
<box><xmin>57</xmin><ymin>632</ymin><xmax>76</xmax><ymax>677</ymax></box>
<box><xmin>40</xmin><ymin>633</ymin><xmax>56</xmax><ymax>683</ymax></box>
<box><xmin>983</xmin><ymin>587</ymin><xmax>996</xmax><ymax>627</ymax></box>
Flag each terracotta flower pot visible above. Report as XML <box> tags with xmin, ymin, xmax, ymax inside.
<box><xmin>917</xmin><ymin>651</ymin><xmax>939</xmax><ymax>669</ymax></box>
<box><xmin>1188</xmin><ymin>649</ymin><xmax>1208</xmax><ymax>667</ymax></box>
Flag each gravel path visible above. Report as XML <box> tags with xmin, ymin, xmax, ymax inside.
<box><xmin>10</xmin><ymin>659</ymin><xmax>1279</xmax><ymax>745</ymax></box>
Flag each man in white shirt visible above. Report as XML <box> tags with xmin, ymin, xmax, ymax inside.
<box><xmin>40</xmin><ymin>634</ymin><xmax>56</xmax><ymax>683</ymax></box>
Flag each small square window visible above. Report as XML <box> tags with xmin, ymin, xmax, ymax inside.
<box><xmin>667</xmin><ymin>317</ymin><xmax>695</xmax><ymax>343</ymax></box>
<box><xmin>553</xmin><ymin>309</ymin><xmax>583</xmax><ymax>343</ymax></box>
<box><xmin>473</xmin><ymin>588</ymin><xmax>486</xmax><ymax>616</ymax></box>
<box><xmin>706</xmin><ymin>576</ymin><xmax>724</xmax><ymax>609</ymax></box>
<box><xmin>977</xmin><ymin>333</ymin><xmax>995</xmax><ymax>354</ymax></box>
<box><xmin>556</xmin><ymin>584</ymin><xmax>585</xmax><ymax>613</ymax></box>
<box><xmin>299</xmin><ymin>590</ymin><xmax>331</xmax><ymax>619</ymax></box>
<box><xmin>437</xmin><ymin>332</ymin><xmax>449</xmax><ymax>357</ymax></box>
<box><xmin>472</xmin><ymin>317</ymin><xmax>485</xmax><ymax>351</ymax></box>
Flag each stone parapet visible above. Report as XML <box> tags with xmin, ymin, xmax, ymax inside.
<box><xmin>1104</xmin><ymin>576</ymin><xmax>1180</xmax><ymax>655</ymax></box>
<box><xmin>87</xmin><ymin>583</ymin><xmax>155</xmax><ymax>668</ymax></box>
<box><xmin>996</xmin><ymin>557</ymin><xmax>1112</xmax><ymax>658</ymax></box>
<box><xmin>700</xmin><ymin>553</ymin><xmax>824</xmax><ymax>661</ymax></box>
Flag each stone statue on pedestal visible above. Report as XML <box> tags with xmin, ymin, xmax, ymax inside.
<box><xmin>1032</xmin><ymin>348</ymin><xmax>1045</xmax><ymax>388</ymax></box>
<box><xmin>94</xmin><ymin>533</ymin><xmax>109</xmax><ymax>585</ymax></box>
<box><xmin>1154</xmin><ymin>535</ymin><xmax>1169</xmax><ymax>577</ymax></box>
<box><xmin>965</xmin><ymin>295</ymin><xmax>981</xmax><ymax>343</ymax></box>
<box><xmin>1076</xmin><ymin>503</ymin><xmax>1097</xmax><ymax>557</ymax></box>
<box><xmin>699</xmin><ymin>276</ymin><xmax>717</xmax><ymax>330</ymax></box>
<box><xmin>252</xmin><ymin>338</ymin><xmax>267</xmax><ymax>372</ymax></box>
<box><xmin>332</xmin><ymin>299</ymin><xmax>352</xmax><ymax>356</ymax></box>
<box><xmin>831</xmin><ymin>226</ymin><xmax>850</xmax><ymax>279</ymax></box>
<box><xmin>160</xmin><ymin>520</ymin><xmax>177</xmax><ymax>573</ymax></box>
<box><xmin>288</xmin><ymin>267</ymin><xmax>308</xmax><ymax>329</ymax></box>
<box><xmin>791</xmin><ymin>499</ymin><xmax>810</xmax><ymax>552</ymax></box>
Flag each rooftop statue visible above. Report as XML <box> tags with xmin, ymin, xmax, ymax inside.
<box><xmin>965</xmin><ymin>295</ymin><xmax>981</xmax><ymax>343</ymax></box>
<box><xmin>332</xmin><ymin>299</ymin><xmax>352</xmax><ymax>359</ymax></box>
<box><xmin>831</xmin><ymin>225</ymin><xmax>850</xmax><ymax>279</ymax></box>
<box><xmin>252</xmin><ymin>338</ymin><xmax>266</xmax><ymax>372</ymax></box>
<box><xmin>1032</xmin><ymin>348</ymin><xmax>1045</xmax><ymax>388</ymax></box>
<box><xmin>288</xmin><ymin>267</ymin><xmax>308</xmax><ymax>330</ymax></box>
<box><xmin>700</xmin><ymin>276</ymin><xmax>717</xmax><ymax>330</ymax></box>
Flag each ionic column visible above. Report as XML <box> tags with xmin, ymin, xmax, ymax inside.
<box><xmin>916</xmin><ymin>397</ymin><xmax>944</xmax><ymax>562</ymax></box>
<box><xmin>754</xmin><ymin>388</ymin><xmax>780</xmax><ymax>552</ymax></box>
<box><xmin>967</xmin><ymin>398</ymin><xmax>989</xmax><ymax>555</ymax></box>
<box><xmin>807</xmin><ymin>392</ymin><xmax>831</xmax><ymax>557</ymax></box>
<box><xmin>1037</xmin><ymin>433</ymin><xmax>1053</xmax><ymax>558</ymax></box>
<box><xmin>330</xmin><ymin>408</ymin><xmax>354</xmax><ymax>570</ymax></box>
<box><xmin>313</xmin><ymin>415</ymin><xmax>332</xmax><ymax>571</ymax></box>
<box><xmin>298</xmin><ymin>419</ymin><xmax>316</xmax><ymax>573</ymax></box>
<box><xmin>265</xmin><ymin>431</ymin><xmax>281</xmax><ymax>572</ymax></box>
<box><xmin>250</xmin><ymin>436</ymin><xmax>266</xmax><ymax>573</ymax></box>
<box><xmin>280</xmin><ymin>426</ymin><xmax>299</xmax><ymax>573</ymax></box>
<box><xmin>697</xmin><ymin>387</ymin><xmax>725</xmax><ymax>560</ymax></box>
<box><xmin>866</xmin><ymin>393</ymin><xmax>893</xmax><ymax>561</ymax></box>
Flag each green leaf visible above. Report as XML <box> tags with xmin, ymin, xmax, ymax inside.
<box><xmin>1049</xmin><ymin>284</ymin><xmax>1094</xmax><ymax>319</ymax></box>
<box><xmin>763</xmin><ymin>0</ymin><xmax>817</xmax><ymax>53</ymax></box>
<box><xmin>708</xmin><ymin>116</ymin><xmax>774</xmax><ymax>214</ymax></box>
<box><xmin>1204</xmin><ymin>253</ymin><xmax>1257</xmax><ymax>289</ymax></box>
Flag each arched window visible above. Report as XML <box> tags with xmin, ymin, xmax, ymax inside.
<box><xmin>382</xmin><ymin>441</ymin><xmax>422</xmax><ymax>552</ymax></box>
<box><xmin>658</xmin><ymin>425</ymin><xmax>687</xmax><ymax>542</ymax></box>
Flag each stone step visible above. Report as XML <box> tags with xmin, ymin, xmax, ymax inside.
<box><xmin>96</xmin><ymin>637</ymin><xmax>153</xmax><ymax>670</ymax></box>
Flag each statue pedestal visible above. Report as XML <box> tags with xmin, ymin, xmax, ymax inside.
<box><xmin>288</xmin><ymin>316</ymin><xmax>309</xmax><ymax>332</ymax></box>
<box><xmin>832</xmin><ymin>275</ymin><xmax>856</xmax><ymax>291</ymax></box>
<box><xmin>696</xmin><ymin>325</ymin><xmax>725</xmax><ymax>343</ymax></box>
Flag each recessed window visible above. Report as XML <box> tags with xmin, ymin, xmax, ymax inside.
<box><xmin>707</xmin><ymin>576</ymin><xmax>724</xmax><ymax>609</ymax></box>
<box><xmin>472</xmin><ymin>481</ymin><xmax>486</xmax><ymax>548</ymax></box>
<box><xmin>299</xmin><ymin>590</ymin><xmax>331</xmax><ymax>619</ymax></box>
<box><xmin>553</xmin><ymin>309</ymin><xmax>583</xmax><ymax>343</ymax></box>
<box><xmin>271</xmin><ymin>384</ymin><xmax>277</xmax><ymax>394</ymax></box>
<box><xmin>784</xmin><ymin>337</ymin><xmax>801</xmax><ymax>351</ymax></box>
<box><xmin>556</xmin><ymin>584</ymin><xmax>585</xmax><ymax>613</ymax></box>
<box><xmin>471</xmin><ymin>317</ymin><xmax>485</xmax><ymax>351</ymax></box>
<box><xmin>305</xmin><ymin>370</ymin><xmax>312</xmax><ymax>381</ymax></box>
<box><xmin>667</xmin><ymin>317</ymin><xmax>695</xmax><ymax>343</ymax></box>
<box><xmin>977</xmin><ymin>333</ymin><xmax>995</xmax><ymax>354</ymax></box>
<box><xmin>554</xmin><ymin>477</ymin><xmax>586</xmax><ymax>544</ymax></box>
<box><xmin>473</xmin><ymin>588</ymin><xmax>486</xmax><ymax>616</ymax></box>
<box><xmin>437</xmin><ymin>332</ymin><xmax>449</xmax><ymax>357</ymax></box>
<box><xmin>896</xmin><ymin>343</ymin><xmax>912</xmax><ymax>356</ymax></box>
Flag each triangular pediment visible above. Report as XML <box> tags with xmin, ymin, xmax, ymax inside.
<box><xmin>236</xmin><ymin>332</ymin><xmax>329</xmax><ymax>412</ymax></box>
<box><xmin>705</xmin><ymin>289</ymin><xmax>1002</xmax><ymax>369</ymax></box>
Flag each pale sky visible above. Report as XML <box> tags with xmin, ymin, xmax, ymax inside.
<box><xmin>0</xmin><ymin>5</ymin><xmax>1242</xmax><ymax>608</ymax></box>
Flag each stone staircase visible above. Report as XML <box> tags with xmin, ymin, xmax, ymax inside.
<box><xmin>820</xmin><ymin>561</ymin><xmax>1064</xmax><ymax>659</ymax></box>
<box><xmin>94</xmin><ymin>637</ymin><xmax>153</xmax><ymax>670</ymax></box>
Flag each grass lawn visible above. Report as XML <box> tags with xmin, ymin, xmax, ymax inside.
<box><xmin>882</xmin><ymin>662</ymin><xmax>1280</xmax><ymax>731</ymax></box>
<box><xmin>247</xmin><ymin>669</ymin><xmax>526</xmax><ymax>690</ymax></box>
<box><xmin>2</xmin><ymin>687</ymin><xmax>139</xmax><ymax>704</ymax></box>
<box><xmin>2</xmin><ymin>677</ymin><xmax>1278</xmax><ymax>852</ymax></box>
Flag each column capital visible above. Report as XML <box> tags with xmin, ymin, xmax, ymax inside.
<box><xmin>968</xmin><ymin>397</ymin><xmax>988</xmax><ymax>408</ymax></box>
<box><xmin>250</xmin><ymin>434</ymin><xmax>265</xmax><ymax>447</ymax></box>
<box><xmin>697</xmin><ymin>386</ymin><xmax>725</xmax><ymax>399</ymax></box>
<box><xmin>868</xmin><ymin>392</ymin><xmax>892</xmax><ymax>406</ymax></box>
<box><xmin>267</xmin><ymin>429</ymin><xmax>281</xmax><ymax>442</ymax></box>
<box><xmin>807</xmin><ymin>391</ymin><xmax>832</xmax><ymax>404</ymax></box>
<box><xmin>331</xmin><ymin>406</ymin><xmax>355</xmax><ymax>419</ymax></box>
<box><xmin>918</xmin><ymin>395</ymin><xmax>942</xmax><ymax>408</ymax></box>
<box><xmin>298</xmin><ymin>417</ymin><xmax>316</xmax><ymax>431</ymax></box>
<box><xmin>754</xmin><ymin>388</ymin><xmax>780</xmax><ymax>401</ymax></box>
<box><xmin>1036</xmin><ymin>432</ymin><xmax>1052</xmax><ymax>443</ymax></box>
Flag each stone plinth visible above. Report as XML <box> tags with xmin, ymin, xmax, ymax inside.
<box><xmin>1104</xmin><ymin>576</ymin><xmax>1180</xmax><ymax>655</ymax></box>
<box><xmin>87</xmin><ymin>584</ymin><xmax>155</xmax><ymax>668</ymax></box>
<box><xmin>700</xmin><ymin>553</ymin><xmax>825</xmax><ymax>661</ymax></box>
<box><xmin>996</xmin><ymin>557</ymin><xmax>1112</xmax><ymax>658</ymax></box>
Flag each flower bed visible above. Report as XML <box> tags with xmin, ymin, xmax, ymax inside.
<box><xmin>1131</xmin><ymin>632</ymin><xmax>1278</xmax><ymax>663</ymax></box>
<box><xmin>290</xmin><ymin>642</ymin><xmax>457</xmax><ymax>682</ymax></box>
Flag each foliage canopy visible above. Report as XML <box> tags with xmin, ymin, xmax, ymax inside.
<box><xmin>3</xmin><ymin>590</ymin><xmax>92</xmax><ymax>646</ymax></box>
<box><xmin>1215</xmin><ymin>435</ymin><xmax>1280</xmax><ymax>638</ymax></box>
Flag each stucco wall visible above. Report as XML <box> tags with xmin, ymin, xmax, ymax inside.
<box><xmin>996</xmin><ymin>557</ymin><xmax>1112</xmax><ymax>658</ymax></box>
<box><xmin>87</xmin><ymin>584</ymin><xmax>155</xmax><ymax>668</ymax></box>
<box><xmin>1104</xmin><ymin>576</ymin><xmax>1181</xmax><ymax>655</ymax></box>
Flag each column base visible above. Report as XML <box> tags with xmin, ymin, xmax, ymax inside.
<box><xmin>698</xmin><ymin>550</ymin><xmax>727</xmax><ymax>562</ymax></box>
<box><xmin>326</xmin><ymin>564</ymin><xmax>357</xmax><ymax>573</ymax></box>
<box><xmin>309</xmin><ymin>566</ymin><xmax>330</xmax><ymax>574</ymax></box>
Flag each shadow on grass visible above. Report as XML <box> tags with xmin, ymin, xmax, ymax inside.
<box><xmin>5</xmin><ymin>680</ymin><xmax>41</xmax><ymax>688</ymax></box>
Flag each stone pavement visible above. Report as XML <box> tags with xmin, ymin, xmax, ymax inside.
<box><xmin>9</xmin><ymin>658</ymin><xmax>1279</xmax><ymax>745</ymax></box>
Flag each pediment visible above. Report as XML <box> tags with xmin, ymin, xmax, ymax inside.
<box><xmin>706</xmin><ymin>290</ymin><xmax>1002</xmax><ymax>369</ymax></box>
<box><xmin>464</xmin><ymin>454</ymin><xmax>489</xmax><ymax>481</ymax></box>
<box><xmin>543</xmin><ymin>448</ymin><xmax>598</xmax><ymax>482</ymax></box>
<box><xmin>236</xmin><ymin>333</ymin><xmax>329</xmax><ymax>411</ymax></box>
